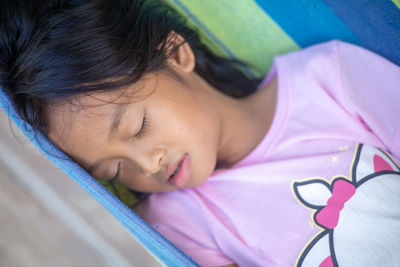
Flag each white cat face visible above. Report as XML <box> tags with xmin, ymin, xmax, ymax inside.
<box><xmin>293</xmin><ymin>144</ymin><xmax>400</xmax><ymax>267</ymax></box>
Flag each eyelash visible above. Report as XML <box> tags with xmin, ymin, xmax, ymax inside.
<box><xmin>110</xmin><ymin>116</ymin><xmax>147</xmax><ymax>184</ymax></box>
<box><xmin>110</xmin><ymin>162</ymin><xmax>121</xmax><ymax>184</ymax></box>
<box><xmin>133</xmin><ymin>116</ymin><xmax>148</xmax><ymax>140</ymax></box>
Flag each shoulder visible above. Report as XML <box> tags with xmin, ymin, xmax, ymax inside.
<box><xmin>278</xmin><ymin>40</ymin><xmax>396</xmax><ymax>76</ymax></box>
<box><xmin>272</xmin><ymin>41</ymin><xmax>346</xmax><ymax>104</ymax></box>
<box><xmin>276</xmin><ymin>40</ymin><xmax>342</xmax><ymax>75</ymax></box>
<box><xmin>272</xmin><ymin>40</ymin><xmax>345</xmax><ymax>93</ymax></box>
<box><xmin>273</xmin><ymin>40</ymin><xmax>387</xmax><ymax>97</ymax></box>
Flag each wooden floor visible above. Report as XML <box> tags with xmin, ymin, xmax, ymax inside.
<box><xmin>0</xmin><ymin>165</ymin><xmax>107</xmax><ymax>267</ymax></box>
<box><xmin>0</xmin><ymin>110</ymin><xmax>162</xmax><ymax>267</ymax></box>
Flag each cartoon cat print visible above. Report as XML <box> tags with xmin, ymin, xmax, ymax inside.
<box><xmin>293</xmin><ymin>144</ymin><xmax>400</xmax><ymax>267</ymax></box>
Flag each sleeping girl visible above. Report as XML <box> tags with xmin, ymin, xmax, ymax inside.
<box><xmin>1</xmin><ymin>0</ymin><xmax>399</xmax><ymax>266</ymax></box>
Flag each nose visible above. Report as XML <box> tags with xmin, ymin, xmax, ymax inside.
<box><xmin>137</xmin><ymin>147</ymin><xmax>166</xmax><ymax>177</ymax></box>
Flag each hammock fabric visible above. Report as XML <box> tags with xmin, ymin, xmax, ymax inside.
<box><xmin>1</xmin><ymin>0</ymin><xmax>399</xmax><ymax>266</ymax></box>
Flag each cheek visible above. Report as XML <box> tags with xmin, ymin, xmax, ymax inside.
<box><xmin>120</xmin><ymin>166</ymin><xmax>159</xmax><ymax>192</ymax></box>
<box><xmin>181</xmin><ymin>114</ymin><xmax>219</xmax><ymax>185</ymax></box>
<box><xmin>176</xmin><ymin>107</ymin><xmax>219</xmax><ymax>155</ymax></box>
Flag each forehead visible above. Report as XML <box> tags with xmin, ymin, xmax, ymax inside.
<box><xmin>47</xmin><ymin>76</ymin><xmax>152</xmax><ymax>150</ymax></box>
<box><xmin>48</xmin><ymin>93</ymin><xmax>127</xmax><ymax>150</ymax></box>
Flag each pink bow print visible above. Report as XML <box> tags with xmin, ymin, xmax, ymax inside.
<box><xmin>316</xmin><ymin>179</ymin><xmax>356</xmax><ymax>229</ymax></box>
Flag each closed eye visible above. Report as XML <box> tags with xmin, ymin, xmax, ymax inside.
<box><xmin>133</xmin><ymin>116</ymin><xmax>148</xmax><ymax>140</ymax></box>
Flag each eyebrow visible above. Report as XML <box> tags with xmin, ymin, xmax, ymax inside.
<box><xmin>108</xmin><ymin>103</ymin><xmax>129</xmax><ymax>140</ymax></box>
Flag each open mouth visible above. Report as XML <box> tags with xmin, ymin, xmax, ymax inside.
<box><xmin>166</xmin><ymin>154</ymin><xmax>190</xmax><ymax>187</ymax></box>
<box><xmin>168</xmin><ymin>160</ymin><xmax>183</xmax><ymax>181</ymax></box>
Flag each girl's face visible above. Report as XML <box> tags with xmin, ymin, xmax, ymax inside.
<box><xmin>49</xmin><ymin>68</ymin><xmax>223</xmax><ymax>193</ymax></box>
<box><xmin>47</xmin><ymin>34</ymin><xmax>274</xmax><ymax>193</ymax></box>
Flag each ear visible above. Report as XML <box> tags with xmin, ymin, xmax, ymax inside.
<box><xmin>164</xmin><ymin>32</ymin><xmax>195</xmax><ymax>73</ymax></box>
<box><xmin>293</xmin><ymin>179</ymin><xmax>332</xmax><ymax>208</ymax></box>
<box><xmin>352</xmin><ymin>144</ymin><xmax>400</xmax><ymax>183</ymax></box>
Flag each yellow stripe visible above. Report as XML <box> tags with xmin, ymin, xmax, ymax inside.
<box><xmin>392</xmin><ymin>0</ymin><xmax>400</xmax><ymax>9</ymax></box>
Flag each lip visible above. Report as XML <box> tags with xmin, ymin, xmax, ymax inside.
<box><xmin>166</xmin><ymin>154</ymin><xmax>191</xmax><ymax>187</ymax></box>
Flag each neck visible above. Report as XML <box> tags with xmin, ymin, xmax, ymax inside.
<box><xmin>216</xmin><ymin>76</ymin><xmax>277</xmax><ymax>168</ymax></box>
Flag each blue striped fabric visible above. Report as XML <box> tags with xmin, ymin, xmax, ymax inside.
<box><xmin>324</xmin><ymin>0</ymin><xmax>400</xmax><ymax>65</ymax></box>
<box><xmin>254</xmin><ymin>0</ymin><xmax>362</xmax><ymax>47</ymax></box>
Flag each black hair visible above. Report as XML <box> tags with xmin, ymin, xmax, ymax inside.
<box><xmin>1</xmin><ymin>0</ymin><xmax>260</xmax><ymax>134</ymax></box>
<box><xmin>0</xmin><ymin>0</ymin><xmax>261</xmax><ymax>197</ymax></box>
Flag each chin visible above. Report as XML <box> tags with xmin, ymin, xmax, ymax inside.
<box><xmin>192</xmin><ymin>171</ymin><xmax>213</xmax><ymax>187</ymax></box>
<box><xmin>188</xmin><ymin>158</ymin><xmax>216</xmax><ymax>188</ymax></box>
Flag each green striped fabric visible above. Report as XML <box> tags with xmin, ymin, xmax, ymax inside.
<box><xmin>392</xmin><ymin>0</ymin><xmax>400</xmax><ymax>9</ymax></box>
<box><xmin>166</xmin><ymin>0</ymin><xmax>299</xmax><ymax>78</ymax></box>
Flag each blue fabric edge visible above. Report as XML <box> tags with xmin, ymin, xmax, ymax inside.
<box><xmin>0</xmin><ymin>88</ymin><xmax>199</xmax><ymax>267</ymax></box>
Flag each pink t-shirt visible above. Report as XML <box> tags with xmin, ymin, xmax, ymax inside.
<box><xmin>138</xmin><ymin>41</ymin><xmax>400</xmax><ymax>266</ymax></box>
